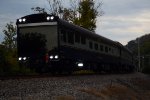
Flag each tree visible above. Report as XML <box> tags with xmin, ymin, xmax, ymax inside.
<box><xmin>31</xmin><ymin>7</ymin><xmax>47</xmax><ymax>13</ymax></box>
<box><xmin>31</xmin><ymin>0</ymin><xmax>63</xmax><ymax>17</ymax></box>
<box><xmin>74</xmin><ymin>0</ymin><xmax>103</xmax><ymax>31</ymax></box>
<box><xmin>126</xmin><ymin>33</ymin><xmax>150</xmax><ymax>73</ymax></box>
<box><xmin>62</xmin><ymin>0</ymin><xmax>79</xmax><ymax>22</ymax></box>
<box><xmin>61</xmin><ymin>0</ymin><xmax>103</xmax><ymax>32</ymax></box>
<box><xmin>31</xmin><ymin>0</ymin><xmax>103</xmax><ymax>32</ymax></box>
<box><xmin>1</xmin><ymin>22</ymin><xmax>18</xmax><ymax>75</ymax></box>
<box><xmin>2</xmin><ymin>22</ymin><xmax>16</xmax><ymax>49</ymax></box>
<box><xmin>47</xmin><ymin>0</ymin><xmax>63</xmax><ymax>17</ymax></box>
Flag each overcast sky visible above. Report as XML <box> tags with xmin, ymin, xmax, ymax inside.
<box><xmin>0</xmin><ymin>0</ymin><xmax>150</xmax><ymax>45</ymax></box>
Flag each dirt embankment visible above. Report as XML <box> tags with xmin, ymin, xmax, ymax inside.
<box><xmin>77</xmin><ymin>78</ymin><xmax>150</xmax><ymax>100</ymax></box>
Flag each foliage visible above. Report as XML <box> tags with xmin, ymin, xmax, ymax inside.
<box><xmin>31</xmin><ymin>0</ymin><xmax>63</xmax><ymax>16</ymax></box>
<box><xmin>2</xmin><ymin>22</ymin><xmax>16</xmax><ymax>49</ymax></box>
<box><xmin>126</xmin><ymin>33</ymin><xmax>150</xmax><ymax>73</ymax></box>
<box><xmin>0</xmin><ymin>47</ymin><xmax>35</xmax><ymax>75</ymax></box>
<box><xmin>47</xmin><ymin>0</ymin><xmax>63</xmax><ymax>16</ymax></box>
<box><xmin>74</xmin><ymin>0</ymin><xmax>102</xmax><ymax>31</ymax></box>
<box><xmin>0</xmin><ymin>45</ymin><xmax>35</xmax><ymax>76</ymax></box>
<box><xmin>1</xmin><ymin>22</ymin><xmax>17</xmax><ymax>75</ymax></box>
<box><xmin>0</xmin><ymin>46</ymin><xmax>19</xmax><ymax>75</ymax></box>
<box><xmin>140</xmin><ymin>41</ymin><xmax>150</xmax><ymax>55</ymax></box>
<box><xmin>0</xmin><ymin>22</ymin><xmax>35</xmax><ymax>76</ymax></box>
<box><xmin>126</xmin><ymin>34</ymin><xmax>150</xmax><ymax>55</ymax></box>
<box><xmin>31</xmin><ymin>7</ymin><xmax>46</xmax><ymax>13</ymax></box>
<box><xmin>62</xmin><ymin>8</ymin><xmax>76</xmax><ymax>22</ymax></box>
<box><xmin>142</xmin><ymin>66</ymin><xmax>150</xmax><ymax>74</ymax></box>
<box><xmin>31</xmin><ymin>0</ymin><xmax>103</xmax><ymax>32</ymax></box>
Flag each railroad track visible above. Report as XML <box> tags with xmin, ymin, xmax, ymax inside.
<box><xmin>0</xmin><ymin>74</ymin><xmax>52</xmax><ymax>80</ymax></box>
<box><xmin>0</xmin><ymin>72</ymin><xmax>148</xmax><ymax>100</ymax></box>
<box><xmin>0</xmin><ymin>71</ymin><xmax>95</xmax><ymax>80</ymax></box>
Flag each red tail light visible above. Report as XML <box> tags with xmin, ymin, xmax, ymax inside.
<box><xmin>45</xmin><ymin>54</ymin><xmax>49</xmax><ymax>63</ymax></box>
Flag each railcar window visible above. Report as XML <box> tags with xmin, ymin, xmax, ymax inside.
<box><xmin>94</xmin><ymin>43</ymin><xmax>98</xmax><ymax>50</ymax></box>
<box><xmin>109</xmin><ymin>48</ymin><xmax>111</xmax><ymax>51</ymax></box>
<box><xmin>112</xmin><ymin>48</ymin><xmax>114</xmax><ymax>53</ymax></box>
<box><xmin>81</xmin><ymin>36</ymin><xmax>86</xmax><ymax>44</ymax></box>
<box><xmin>61</xmin><ymin>30</ymin><xmax>67</xmax><ymax>42</ymax></box>
<box><xmin>75</xmin><ymin>33</ymin><xmax>80</xmax><ymax>43</ymax></box>
<box><xmin>105</xmin><ymin>46</ymin><xmax>108</xmax><ymax>53</ymax></box>
<box><xmin>100</xmin><ymin>45</ymin><xmax>103</xmax><ymax>51</ymax></box>
<box><xmin>89</xmin><ymin>42</ymin><xmax>93</xmax><ymax>49</ymax></box>
<box><xmin>67</xmin><ymin>32</ymin><xmax>74</xmax><ymax>44</ymax></box>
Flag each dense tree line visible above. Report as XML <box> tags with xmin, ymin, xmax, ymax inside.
<box><xmin>126</xmin><ymin>33</ymin><xmax>150</xmax><ymax>73</ymax></box>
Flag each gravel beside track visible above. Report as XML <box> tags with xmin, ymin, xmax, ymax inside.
<box><xmin>0</xmin><ymin>72</ymin><xmax>149</xmax><ymax>100</ymax></box>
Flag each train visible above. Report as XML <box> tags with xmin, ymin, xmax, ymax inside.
<box><xmin>16</xmin><ymin>13</ymin><xmax>135</xmax><ymax>74</ymax></box>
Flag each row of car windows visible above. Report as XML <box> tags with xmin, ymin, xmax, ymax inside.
<box><xmin>89</xmin><ymin>41</ymin><xmax>113</xmax><ymax>53</ymax></box>
<box><xmin>60</xmin><ymin>29</ymin><xmax>114</xmax><ymax>54</ymax></box>
<box><xmin>60</xmin><ymin>29</ymin><xmax>86</xmax><ymax>45</ymax></box>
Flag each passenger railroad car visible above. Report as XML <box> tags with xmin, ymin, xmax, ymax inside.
<box><xmin>16</xmin><ymin>13</ymin><xmax>134</xmax><ymax>73</ymax></box>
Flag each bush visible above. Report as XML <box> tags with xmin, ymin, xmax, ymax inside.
<box><xmin>0</xmin><ymin>47</ymin><xmax>35</xmax><ymax>76</ymax></box>
<box><xmin>0</xmin><ymin>48</ymin><xmax>19</xmax><ymax>75</ymax></box>
<box><xmin>142</xmin><ymin>66</ymin><xmax>150</xmax><ymax>74</ymax></box>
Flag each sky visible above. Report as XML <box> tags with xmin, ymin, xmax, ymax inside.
<box><xmin>0</xmin><ymin>0</ymin><xmax>150</xmax><ymax>45</ymax></box>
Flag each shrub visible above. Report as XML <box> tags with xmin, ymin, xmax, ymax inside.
<box><xmin>142</xmin><ymin>66</ymin><xmax>150</xmax><ymax>74</ymax></box>
<box><xmin>0</xmin><ymin>47</ymin><xmax>35</xmax><ymax>76</ymax></box>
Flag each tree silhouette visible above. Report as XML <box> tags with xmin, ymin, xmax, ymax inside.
<box><xmin>31</xmin><ymin>0</ymin><xmax>103</xmax><ymax>32</ymax></box>
<box><xmin>2</xmin><ymin>22</ymin><xmax>16</xmax><ymax>49</ymax></box>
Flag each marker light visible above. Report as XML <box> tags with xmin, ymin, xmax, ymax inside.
<box><xmin>47</xmin><ymin>16</ymin><xmax>50</xmax><ymax>20</ymax></box>
<box><xmin>23</xmin><ymin>57</ymin><xmax>27</xmax><ymax>60</ymax></box>
<box><xmin>50</xmin><ymin>16</ymin><xmax>54</xmax><ymax>20</ymax></box>
<box><xmin>54</xmin><ymin>55</ymin><xmax>58</xmax><ymax>59</ymax></box>
<box><xmin>78</xmin><ymin>63</ymin><xmax>84</xmax><ymax>67</ymax></box>
<box><xmin>50</xmin><ymin>56</ymin><xmax>53</xmax><ymax>59</ymax></box>
<box><xmin>19</xmin><ymin>19</ymin><xmax>22</xmax><ymax>22</ymax></box>
<box><xmin>18</xmin><ymin>57</ymin><xmax>22</xmax><ymax>61</ymax></box>
<box><xmin>22</xmin><ymin>18</ymin><xmax>26</xmax><ymax>22</ymax></box>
